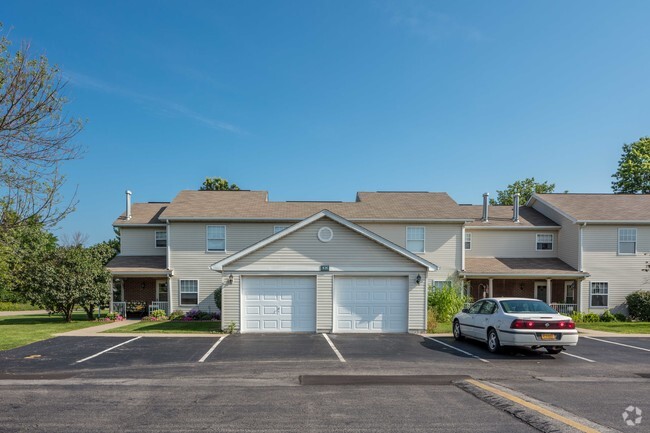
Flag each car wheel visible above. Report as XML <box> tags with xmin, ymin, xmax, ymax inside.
<box><xmin>453</xmin><ymin>320</ymin><xmax>464</xmax><ymax>341</ymax></box>
<box><xmin>487</xmin><ymin>329</ymin><xmax>501</xmax><ymax>353</ymax></box>
<box><xmin>545</xmin><ymin>346</ymin><xmax>563</xmax><ymax>355</ymax></box>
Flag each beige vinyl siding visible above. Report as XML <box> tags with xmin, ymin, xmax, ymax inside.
<box><xmin>359</xmin><ymin>223</ymin><xmax>462</xmax><ymax>279</ymax></box>
<box><xmin>408</xmin><ymin>272</ymin><xmax>427</xmax><ymax>331</ymax></box>
<box><xmin>580</xmin><ymin>225</ymin><xmax>649</xmax><ymax>312</ymax></box>
<box><xmin>465</xmin><ymin>230</ymin><xmax>558</xmax><ymax>258</ymax></box>
<box><xmin>169</xmin><ymin>222</ymin><xmax>281</xmax><ymax>313</ymax></box>
<box><xmin>532</xmin><ymin>200</ymin><xmax>580</xmax><ymax>269</ymax></box>
<box><xmin>120</xmin><ymin>228</ymin><xmax>166</xmax><ymax>256</ymax></box>
<box><xmin>317</xmin><ymin>274</ymin><xmax>333</xmax><ymax>331</ymax></box>
<box><xmin>229</xmin><ymin>219</ymin><xmax>425</xmax><ymax>272</ymax></box>
<box><xmin>221</xmin><ymin>273</ymin><xmax>240</xmax><ymax>327</ymax></box>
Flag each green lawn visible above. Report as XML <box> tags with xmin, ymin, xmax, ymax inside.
<box><xmin>0</xmin><ymin>313</ymin><xmax>105</xmax><ymax>351</ymax></box>
<box><xmin>0</xmin><ymin>302</ymin><xmax>40</xmax><ymax>311</ymax></box>
<box><xmin>428</xmin><ymin>322</ymin><xmax>453</xmax><ymax>334</ymax></box>
<box><xmin>104</xmin><ymin>320</ymin><xmax>223</xmax><ymax>334</ymax></box>
<box><xmin>578</xmin><ymin>322</ymin><xmax>650</xmax><ymax>334</ymax></box>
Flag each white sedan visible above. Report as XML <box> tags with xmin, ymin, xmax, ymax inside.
<box><xmin>452</xmin><ymin>297</ymin><xmax>578</xmax><ymax>354</ymax></box>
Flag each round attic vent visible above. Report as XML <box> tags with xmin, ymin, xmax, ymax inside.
<box><xmin>318</xmin><ymin>227</ymin><xmax>334</xmax><ymax>243</ymax></box>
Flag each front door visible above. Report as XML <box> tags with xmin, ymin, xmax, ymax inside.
<box><xmin>564</xmin><ymin>281</ymin><xmax>576</xmax><ymax>304</ymax></box>
<box><xmin>534</xmin><ymin>282</ymin><xmax>547</xmax><ymax>303</ymax></box>
<box><xmin>156</xmin><ymin>280</ymin><xmax>168</xmax><ymax>302</ymax></box>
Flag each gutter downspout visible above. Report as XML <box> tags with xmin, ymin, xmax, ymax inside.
<box><xmin>166</xmin><ymin>220</ymin><xmax>172</xmax><ymax>314</ymax></box>
<box><xmin>461</xmin><ymin>224</ymin><xmax>466</xmax><ymax>271</ymax></box>
<box><xmin>578</xmin><ymin>222</ymin><xmax>586</xmax><ymax>313</ymax></box>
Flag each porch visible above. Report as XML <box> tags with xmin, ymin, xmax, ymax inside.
<box><xmin>105</xmin><ymin>255</ymin><xmax>173</xmax><ymax>318</ymax></box>
<box><xmin>460</xmin><ymin>257</ymin><xmax>590</xmax><ymax>314</ymax></box>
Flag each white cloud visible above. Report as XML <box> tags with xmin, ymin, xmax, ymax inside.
<box><xmin>64</xmin><ymin>71</ymin><xmax>243</xmax><ymax>134</ymax></box>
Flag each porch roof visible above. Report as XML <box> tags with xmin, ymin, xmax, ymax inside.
<box><xmin>461</xmin><ymin>257</ymin><xmax>589</xmax><ymax>278</ymax></box>
<box><xmin>106</xmin><ymin>256</ymin><xmax>172</xmax><ymax>277</ymax></box>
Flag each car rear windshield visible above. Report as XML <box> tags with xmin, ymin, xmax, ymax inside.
<box><xmin>499</xmin><ymin>300</ymin><xmax>558</xmax><ymax>314</ymax></box>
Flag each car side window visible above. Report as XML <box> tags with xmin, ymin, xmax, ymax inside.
<box><xmin>468</xmin><ymin>301</ymin><xmax>484</xmax><ymax>314</ymax></box>
<box><xmin>479</xmin><ymin>301</ymin><xmax>497</xmax><ymax>315</ymax></box>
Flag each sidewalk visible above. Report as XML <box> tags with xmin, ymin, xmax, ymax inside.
<box><xmin>0</xmin><ymin>310</ymin><xmax>49</xmax><ymax>317</ymax></box>
<box><xmin>55</xmin><ymin>319</ymin><xmax>226</xmax><ymax>338</ymax></box>
<box><xmin>577</xmin><ymin>327</ymin><xmax>650</xmax><ymax>338</ymax></box>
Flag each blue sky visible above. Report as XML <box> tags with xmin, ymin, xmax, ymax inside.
<box><xmin>4</xmin><ymin>1</ymin><xmax>650</xmax><ymax>244</ymax></box>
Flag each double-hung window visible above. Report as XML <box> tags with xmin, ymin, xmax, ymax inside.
<box><xmin>406</xmin><ymin>227</ymin><xmax>425</xmax><ymax>253</ymax></box>
<box><xmin>431</xmin><ymin>280</ymin><xmax>452</xmax><ymax>291</ymax></box>
<box><xmin>536</xmin><ymin>233</ymin><xmax>554</xmax><ymax>251</ymax></box>
<box><xmin>206</xmin><ymin>225</ymin><xmax>226</xmax><ymax>252</ymax></box>
<box><xmin>464</xmin><ymin>233</ymin><xmax>472</xmax><ymax>250</ymax></box>
<box><xmin>590</xmin><ymin>282</ymin><xmax>608</xmax><ymax>308</ymax></box>
<box><xmin>618</xmin><ymin>228</ymin><xmax>637</xmax><ymax>255</ymax></box>
<box><xmin>155</xmin><ymin>231</ymin><xmax>167</xmax><ymax>248</ymax></box>
<box><xmin>179</xmin><ymin>280</ymin><xmax>198</xmax><ymax>305</ymax></box>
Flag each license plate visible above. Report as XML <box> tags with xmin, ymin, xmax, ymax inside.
<box><xmin>540</xmin><ymin>333</ymin><xmax>557</xmax><ymax>341</ymax></box>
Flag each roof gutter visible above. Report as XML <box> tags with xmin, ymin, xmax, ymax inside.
<box><xmin>459</xmin><ymin>272</ymin><xmax>590</xmax><ymax>279</ymax></box>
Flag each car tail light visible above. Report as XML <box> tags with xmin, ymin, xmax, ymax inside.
<box><xmin>511</xmin><ymin>319</ymin><xmax>576</xmax><ymax>329</ymax></box>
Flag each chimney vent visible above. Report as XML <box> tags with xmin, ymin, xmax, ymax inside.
<box><xmin>482</xmin><ymin>193</ymin><xmax>489</xmax><ymax>222</ymax></box>
<box><xmin>513</xmin><ymin>193</ymin><xmax>520</xmax><ymax>223</ymax></box>
<box><xmin>126</xmin><ymin>190</ymin><xmax>132</xmax><ymax>220</ymax></box>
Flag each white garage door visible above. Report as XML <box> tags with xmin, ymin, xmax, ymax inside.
<box><xmin>334</xmin><ymin>276</ymin><xmax>408</xmax><ymax>333</ymax></box>
<box><xmin>241</xmin><ymin>276</ymin><xmax>316</xmax><ymax>333</ymax></box>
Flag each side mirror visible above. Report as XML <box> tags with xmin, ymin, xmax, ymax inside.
<box><xmin>461</xmin><ymin>308</ymin><xmax>469</xmax><ymax>313</ymax></box>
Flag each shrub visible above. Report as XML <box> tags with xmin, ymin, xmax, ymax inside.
<box><xmin>600</xmin><ymin>310</ymin><xmax>617</xmax><ymax>322</ymax></box>
<box><xmin>169</xmin><ymin>310</ymin><xmax>185</xmax><ymax>321</ymax></box>
<box><xmin>570</xmin><ymin>312</ymin><xmax>600</xmax><ymax>323</ymax></box>
<box><xmin>141</xmin><ymin>315</ymin><xmax>161</xmax><ymax>321</ymax></box>
<box><xmin>150</xmin><ymin>309</ymin><xmax>167</xmax><ymax>320</ymax></box>
<box><xmin>614</xmin><ymin>313</ymin><xmax>628</xmax><ymax>322</ymax></box>
<box><xmin>104</xmin><ymin>312</ymin><xmax>124</xmax><ymax>321</ymax></box>
<box><xmin>426</xmin><ymin>308</ymin><xmax>438</xmax><ymax>333</ymax></box>
<box><xmin>223</xmin><ymin>321</ymin><xmax>237</xmax><ymax>334</ymax></box>
<box><xmin>626</xmin><ymin>290</ymin><xmax>650</xmax><ymax>321</ymax></box>
<box><xmin>428</xmin><ymin>276</ymin><xmax>471</xmax><ymax>323</ymax></box>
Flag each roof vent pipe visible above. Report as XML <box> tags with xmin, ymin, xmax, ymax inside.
<box><xmin>513</xmin><ymin>193</ymin><xmax>520</xmax><ymax>223</ymax></box>
<box><xmin>126</xmin><ymin>190</ymin><xmax>132</xmax><ymax>220</ymax></box>
<box><xmin>482</xmin><ymin>193</ymin><xmax>489</xmax><ymax>222</ymax></box>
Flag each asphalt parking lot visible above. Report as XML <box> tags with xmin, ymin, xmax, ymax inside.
<box><xmin>1</xmin><ymin>333</ymin><xmax>649</xmax><ymax>432</ymax></box>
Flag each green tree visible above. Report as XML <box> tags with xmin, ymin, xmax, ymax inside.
<box><xmin>611</xmin><ymin>137</ymin><xmax>650</xmax><ymax>194</ymax></box>
<box><xmin>0</xmin><ymin>24</ymin><xmax>83</xmax><ymax>229</ymax></box>
<box><xmin>21</xmin><ymin>242</ymin><xmax>113</xmax><ymax>322</ymax></box>
<box><xmin>490</xmin><ymin>177</ymin><xmax>556</xmax><ymax>206</ymax></box>
<box><xmin>199</xmin><ymin>177</ymin><xmax>240</xmax><ymax>191</ymax></box>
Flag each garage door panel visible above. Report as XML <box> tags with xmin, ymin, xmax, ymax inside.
<box><xmin>242</xmin><ymin>277</ymin><xmax>316</xmax><ymax>333</ymax></box>
<box><xmin>334</xmin><ymin>276</ymin><xmax>408</xmax><ymax>333</ymax></box>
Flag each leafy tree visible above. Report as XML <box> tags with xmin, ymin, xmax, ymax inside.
<box><xmin>20</xmin><ymin>241</ymin><xmax>114</xmax><ymax>322</ymax></box>
<box><xmin>0</xmin><ymin>24</ymin><xmax>84</xmax><ymax>229</ymax></box>
<box><xmin>0</xmin><ymin>212</ymin><xmax>56</xmax><ymax>302</ymax></box>
<box><xmin>490</xmin><ymin>177</ymin><xmax>556</xmax><ymax>206</ymax></box>
<box><xmin>611</xmin><ymin>137</ymin><xmax>650</xmax><ymax>194</ymax></box>
<box><xmin>199</xmin><ymin>177</ymin><xmax>240</xmax><ymax>191</ymax></box>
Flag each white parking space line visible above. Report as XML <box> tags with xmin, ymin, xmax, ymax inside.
<box><xmin>75</xmin><ymin>336</ymin><xmax>142</xmax><ymax>364</ymax></box>
<box><xmin>423</xmin><ymin>336</ymin><xmax>490</xmax><ymax>363</ymax></box>
<box><xmin>561</xmin><ymin>352</ymin><xmax>596</xmax><ymax>363</ymax></box>
<box><xmin>322</xmin><ymin>333</ymin><xmax>346</xmax><ymax>363</ymax></box>
<box><xmin>198</xmin><ymin>336</ymin><xmax>227</xmax><ymax>363</ymax></box>
<box><xmin>584</xmin><ymin>336</ymin><xmax>650</xmax><ymax>352</ymax></box>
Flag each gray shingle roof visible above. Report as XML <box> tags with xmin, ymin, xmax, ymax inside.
<box><xmin>114</xmin><ymin>203</ymin><xmax>168</xmax><ymax>226</ymax></box>
<box><xmin>106</xmin><ymin>256</ymin><xmax>169</xmax><ymax>275</ymax></box>
<box><xmin>463</xmin><ymin>205</ymin><xmax>559</xmax><ymax>227</ymax></box>
<box><xmin>534</xmin><ymin>193</ymin><xmax>650</xmax><ymax>222</ymax></box>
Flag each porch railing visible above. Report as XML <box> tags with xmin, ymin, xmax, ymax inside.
<box><xmin>550</xmin><ymin>303</ymin><xmax>578</xmax><ymax>315</ymax></box>
<box><xmin>111</xmin><ymin>302</ymin><xmax>127</xmax><ymax>318</ymax></box>
<box><xmin>149</xmin><ymin>302</ymin><xmax>169</xmax><ymax>315</ymax></box>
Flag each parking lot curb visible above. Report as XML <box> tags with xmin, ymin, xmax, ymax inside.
<box><xmin>456</xmin><ymin>379</ymin><xmax>619</xmax><ymax>433</ymax></box>
<box><xmin>577</xmin><ymin>328</ymin><xmax>650</xmax><ymax>338</ymax></box>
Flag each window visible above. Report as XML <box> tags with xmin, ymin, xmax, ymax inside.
<box><xmin>468</xmin><ymin>301</ymin><xmax>484</xmax><ymax>314</ymax></box>
<box><xmin>155</xmin><ymin>231</ymin><xmax>167</xmax><ymax>248</ymax></box>
<box><xmin>274</xmin><ymin>225</ymin><xmax>289</xmax><ymax>234</ymax></box>
<box><xmin>536</xmin><ymin>233</ymin><xmax>554</xmax><ymax>251</ymax></box>
<box><xmin>479</xmin><ymin>301</ymin><xmax>497</xmax><ymax>314</ymax></box>
<box><xmin>590</xmin><ymin>282</ymin><xmax>608</xmax><ymax>308</ymax></box>
<box><xmin>206</xmin><ymin>225</ymin><xmax>226</xmax><ymax>251</ymax></box>
<box><xmin>179</xmin><ymin>280</ymin><xmax>198</xmax><ymax>305</ymax></box>
<box><xmin>406</xmin><ymin>227</ymin><xmax>425</xmax><ymax>253</ymax></box>
<box><xmin>618</xmin><ymin>228</ymin><xmax>637</xmax><ymax>255</ymax></box>
<box><xmin>431</xmin><ymin>280</ymin><xmax>452</xmax><ymax>291</ymax></box>
<box><xmin>464</xmin><ymin>232</ymin><xmax>472</xmax><ymax>250</ymax></box>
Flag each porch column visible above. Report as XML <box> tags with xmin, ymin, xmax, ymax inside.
<box><xmin>110</xmin><ymin>279</ymin><xmax>114</xmax><ymax>313</ymax></box>
<box><xmin>167</xmin><ymin>276</ymin><xmax>173</xmax><ymax>315</ymax></box>
<box><xmin>546</xmin><ymin>278</ymin><xmax>552</xmax><ymax>304</ymax></box>
<box><xmin>576</xmin><ymin>279</ymin><xmax>581</xmax><ymax>313</ymax></box>
<box><xmin>488</xmin><ymin>278</ymin><xmax>493</xmax><ymax>298</ymax></box>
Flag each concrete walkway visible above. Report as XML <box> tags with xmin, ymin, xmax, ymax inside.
<box><xmin>0</xmin><ymin>310</ymin><xmax>49</xmax><ymax>317</ymax></box>
<box><xmin>577</xmin><ymin>327</ymin><xmax>650</xmax><ymax>338</ymax></box>
<box><xmin>55</xmin><ymin>319</ymin><xmax>226</xmax><ymax>338</ymax></box>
